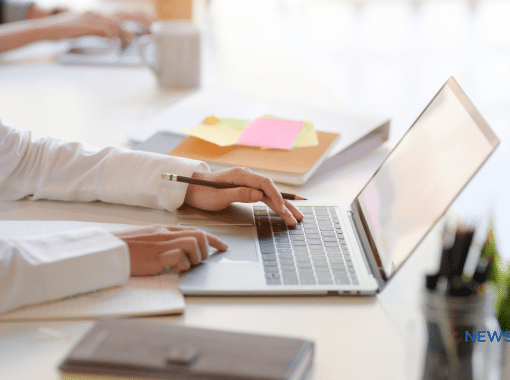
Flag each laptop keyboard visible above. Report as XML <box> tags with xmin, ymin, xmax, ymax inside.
<box><xmin>59</xmin><ymin>36</ymin><xmax>143</xmax><ymax>66</ymax></box>
<box><xmin>254</xmin><ymin>206</ymin><xmax>359</xmax><ymax>286</ymax></box>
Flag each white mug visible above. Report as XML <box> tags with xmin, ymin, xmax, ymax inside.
<box><xmin>139</xmin><ymin>21</ymin><xmax>201</xmax><ymax>89</ymax></box>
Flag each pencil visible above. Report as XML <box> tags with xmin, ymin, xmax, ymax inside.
<box><xmin>161</xmin><ymin>173</ymin><xmax>307</xmax><ymax>201</ymax></box>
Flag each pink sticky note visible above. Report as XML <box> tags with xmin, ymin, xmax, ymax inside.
<box><xmin>236</xmin><ymin>117</ymin><xmax>304</xmax><ymax>150</ymax></box>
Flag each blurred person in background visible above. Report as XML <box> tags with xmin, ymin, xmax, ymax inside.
<box><xmin>0</xmin><ymin>0</ymin><xmax>154</xmax><ymax>53</ymax></box>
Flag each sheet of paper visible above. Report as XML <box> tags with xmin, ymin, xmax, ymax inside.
<box><xmin>236</xmin><ymin>117</ymin><xmax>304</xmax><ymax>150</ymax></box>
<box><xmin>0</xmin><ymin>221</ymin><xmax>185</xmax><ymax>320</ymax></box>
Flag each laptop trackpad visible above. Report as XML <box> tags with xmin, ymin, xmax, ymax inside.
<box><xmin>181</xmin><ymin>225</ymin><xmax>259</xmax><ymax>263</ymax></box>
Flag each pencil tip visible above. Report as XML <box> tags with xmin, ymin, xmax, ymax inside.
<box><xmin>294</xmin><ymin>196</ymin><xmax>307</xmax><ymax>201</ymax></box>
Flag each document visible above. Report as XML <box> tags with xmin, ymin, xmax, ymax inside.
<box><xmin>0</xmin><ymin>221</ymin><xmax>185</xmax><ymax>321</ymax></box>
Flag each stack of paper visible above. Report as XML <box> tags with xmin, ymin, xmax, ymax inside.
<box><xmin>184</xmin><ymin>115</ymin><xmax>319</xmax><ymax>150</ymax></box>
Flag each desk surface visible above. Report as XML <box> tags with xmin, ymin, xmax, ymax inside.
<box><xmin>0</xmin><ymin>199</ymin><xmax>443</xmax><ymax>380</ymax></box>
<box><xmin>1</xmin><ymin>1</ymin><xmax>509</xmax><ymax>379</ymax></box>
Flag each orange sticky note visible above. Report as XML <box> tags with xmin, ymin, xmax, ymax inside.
<box><xmin>202</xmin><ymin>116</ymin><xmax>221</xmax><ymax>125</ymax></box>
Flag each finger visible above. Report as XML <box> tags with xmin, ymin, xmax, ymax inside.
<box><xmin>114</xmin><ymin>11</ymin><xmax>155</xmax><ymax>29</ymax></box>
<box><xmin>161</xmin><ymin>249</ymin><xmax>191</xmax><ymax>272</ymax></box>
<box><xmin>128</xmin><ymin>13</ymin><xmax>155</xmax><ymax>29</ymax></box>
<box><xmin>162</xmin><ymin>229</ymin><xmax>228</xmax><ymax>259</ymax></box>
<box><xmin>221</xmin><ymin>168</ymin><xmax>285</xmax><ymax>215</ymax></box>
<box><xmin>171</xmin><ymin>229</ymin><xmax>210</xmax><ymax>260</ymax></box>
<box><xmin>103</xmin><ymin>19</ymin><xmax>130</xmax><ymax>46</ymax></box>
<box><xmin>157</xmin><ymin>248</ymin><xmax>184</xmax><ymax>272</ymax></box>
<box><xmin>284</xmin><ymin>200</ymin><xmax>304</xmax><ymax>222</ymax></box>
<box><xmin>263</xmin><ymin>198</ymin><xmax>297</xmax><ymax>226</ymax></box>
<box><xmin>203</xmin><ymin>232</ymin><xmax>228</xmax><ymax>252</ymax></box>
<box><xmin>165</xmin><ymin>236</ymin><xmax>202</xmax><ymax>265</ymax></box>
<box><xmin>220</xmin><ymin>187</ymin><xmax>264</xmax><ymax>205</ymax></box>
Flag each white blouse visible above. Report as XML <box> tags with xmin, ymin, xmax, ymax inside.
<box><xmin>0</xmin><ymin>120</ymin><xmax>209</xmax><ymax>313</ymax></box>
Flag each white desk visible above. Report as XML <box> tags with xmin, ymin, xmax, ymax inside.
<box><xmin>0</xmin><ymin>198</ymin><xmax>444</xmax><ymax>380</ymax></box>
<box><xmin>1</xmin><ymin>1</ymin><xmax>508</xmax><ymax>379</ymax></box>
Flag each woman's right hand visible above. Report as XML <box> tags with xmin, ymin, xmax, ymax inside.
<box><xmin>45</xmin><ymin>11</ymin><xmax>133</xmax><ymax>47</ymax></box>
<box><xmin>112</xmin><ymin>225</ymin><xmax>228</xmax><ymax>276</ymax></box>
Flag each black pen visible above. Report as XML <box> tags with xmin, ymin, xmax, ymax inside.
<box><xmin>161</xmin><ymin>173</ymin><xmax>307</xmax><ymax>201</ymax></box>
<box><xmin>451</xmin><ymin>225</ymin><xmax>475</xmax><ymax>277</ymax></box>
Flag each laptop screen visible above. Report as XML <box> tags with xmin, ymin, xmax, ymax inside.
<box><xmin>353</xmin><ymin>77</ymin><xmax>499</xmax><ymax>280</ymax></box>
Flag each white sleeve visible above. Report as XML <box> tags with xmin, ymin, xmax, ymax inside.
<box><xmin>0</xmin><ymin>227</ymin><xmax>130</xmax><ymax>314</ymax></box>
<box><xmin>0</xmin><ymin>120</ymin><xmax>210</xmax><ymax>211</ymax></box>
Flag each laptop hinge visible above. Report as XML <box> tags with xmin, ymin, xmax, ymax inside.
<box><xmin>347</xmin><ymin>212</ymin><xmax>385</xmax><ymax>291</ymax></box>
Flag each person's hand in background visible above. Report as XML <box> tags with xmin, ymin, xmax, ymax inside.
<box><xmin>184</xmin><ymin>167</ymin><xmax>304</xmax><ymax>226</ymax></box>
<box><xmin>0</xmin><ymin>6</ymin><xmax>154</xmax><ymax>53</ymax></box>
<box><xmin>112</xmin><ymin>11</ymin><xmax>155</xmax><ymax>34</ymax></box>
<box><xmin>43</xmin><ymin>11</ymin><xmax>133</xmax><ymax>47</ymax></box>
<box><xmin>26</xmin><ymin>4</ymin><xmax>68</xmax><ymax>19</ymax></box>
<box><xmin>112</xmin><ymin>225</ymin><xmax>228</xmax><ymax>276</ymax></box>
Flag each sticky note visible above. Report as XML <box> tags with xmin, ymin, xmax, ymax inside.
<box><xmin>202</xmin><ymin>116</ymin><xmax>221</xmax><ymax>125</ymax></box>
<box><xmin>263</xmin><ymin>115</ymin><xmax>318</xmax><ymax>148</ymax></box>
<box><xmin>236</xmin><ymin>117</ymin><xmax>304</xmax><ymax>150</ymax></box>
<box><xmin>184</xmin><ymin>117</ymin><xmax>249</xmax><ymax>147</ymax></box>
<box><xmin>218</xmin><ymin>117</ymin><xmax>249</xmax><ymax>131</ymax></box>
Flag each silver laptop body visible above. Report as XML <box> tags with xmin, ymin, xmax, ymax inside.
<box><xmin>179</xmin><ymin>77</ymin><xmax>499</xmax><ymax>295</ymax></box>
<box><xmin>58</xmin><ymin>35</ymin><xmax>144</xmax><ymax>67</ymax></box>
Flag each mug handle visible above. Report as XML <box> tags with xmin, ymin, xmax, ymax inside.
<box><xmin>138</xmin><ymin>35</ymin><xmax>158</xmax><ymax>75</ymax></box>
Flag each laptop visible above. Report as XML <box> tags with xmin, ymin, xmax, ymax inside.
<box><xmin>179</xmin><ymin>77</ymin><xmax>499</xmax><ymax>295</ymax></box>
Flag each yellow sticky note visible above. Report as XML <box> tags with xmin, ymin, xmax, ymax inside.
<box><xmin>218</xmin><ymin>118</ymin><xmax>249</xmax><ymax>131</ymax></box>
<box><xmin>293</xmin><ymin>120</ymin><xmax>319</xmax><ymax>148</ymax></box>
<box><xmin>184</xmin><ymin>117</ymin><xmax>250</xmax><ymax>146</ymax></box>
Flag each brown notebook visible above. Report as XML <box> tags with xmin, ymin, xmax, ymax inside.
<box><xmin>169</xmin><ymin>131</ymin><xmax>340</xmax><ymax>174</ymax></box>
<box><xmin>59</xmin><ymin>318</ymin><xmax>314</xmax><ymax>380</ymax></box>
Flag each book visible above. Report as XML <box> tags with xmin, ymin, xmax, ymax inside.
<box><xmin>170</xmin><ymin>131</ymin><xmax>339</xmax><ymax>174</ymax></box>
<box><xmin>0</xmin><ymin>221</ymin><xmax>185</xmax><ymax>320</ymax></box>
<box><xmin>59</xmin><ymin>318</ymin><xmax>314</xmax><ymax>380</ymax></box>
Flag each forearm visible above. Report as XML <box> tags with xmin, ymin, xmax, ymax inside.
<box><xmin>0</xmin><ymin>18</ymin><xmax>58</xmax><ymax>53</ymax></box>
<box><xmin>0</xmin><ymin>122</ymin><xmax>209</xmax><ymax>211</ymax></box>
<box><xmin>0</xmin><ymin>227</ymin><xmax>130</xmax><ymax>313</ymax></box>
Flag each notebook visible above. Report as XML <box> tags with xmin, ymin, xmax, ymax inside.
<box><xmin>59</xmin><ymin>318</ymin><xmax>313</xmax><ymax>380</ymax></box>
<box><xmin>178</xmin><ymin>77</ymin><xmax>499</xmax><ymax>295</ymax></box>
<box><xmin>169</xmin><ymin>130</ymin><xmax>339</xmax><ymax>175</ymax></box>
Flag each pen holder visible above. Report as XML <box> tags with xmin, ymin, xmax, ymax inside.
<box><xmin>421</xmin><ymin>288</ymin><xmax>501</xmax><ymax>380</ymax></box>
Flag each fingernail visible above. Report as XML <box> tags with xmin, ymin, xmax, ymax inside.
<box><xmin>285</xmin><ymin>209</ymin><xmax>298</xmax><ymax>226</ymax></box>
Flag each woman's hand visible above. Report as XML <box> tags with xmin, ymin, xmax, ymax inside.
<box><xmin>112</xmin><ymin>225</ymin><xmax>228</xmax><ymax>276</ymax></box>
<box><xmin>44</xmin><ymin>11</ymin><xmax>132</xmax><ymax>46</ymax></box>
<box><xmin>184</xmin><ymin>168</ymin><xmax>304</xmax><ymax>226</ymax></box>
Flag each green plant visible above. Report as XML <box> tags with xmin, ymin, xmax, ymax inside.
<box><xmin>482</xmin><ymin>223</ymin><xmax>510</xmax><ymax>331</ymax></box>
